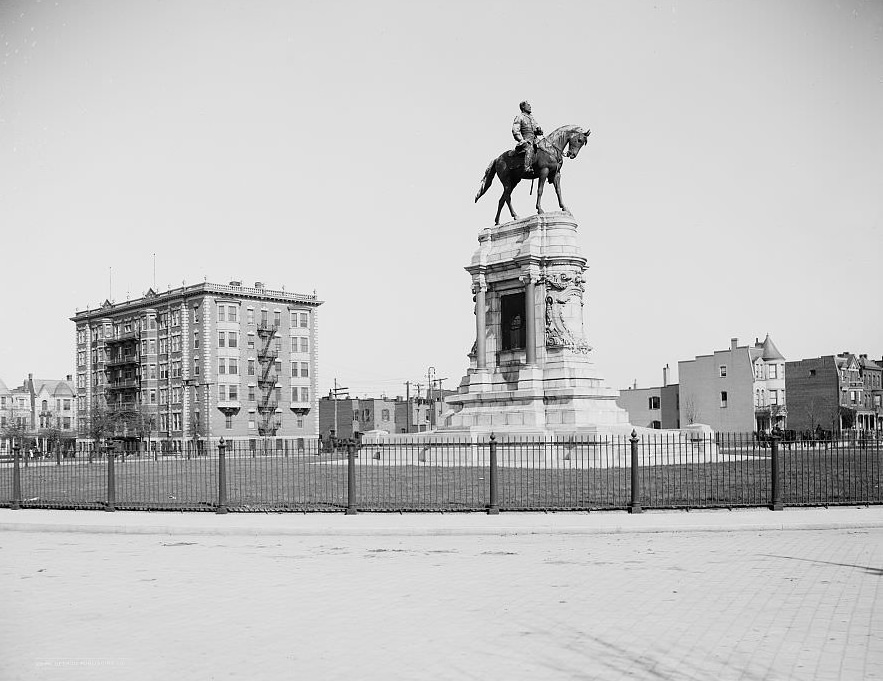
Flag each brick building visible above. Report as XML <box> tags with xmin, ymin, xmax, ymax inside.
<box><xmin>320</xmin><ymin>391</ymin><xmax>455</xmax><ymax>439</ymax></box>
<box><xmin>786</xmin><ymin>352</ymin><xmax>882</xmax><ymax>434</ymax></box>
<box><xmin>73</xmin><ymin>281</ymin><xmax>322</xmax><ymax>453</ymax></box>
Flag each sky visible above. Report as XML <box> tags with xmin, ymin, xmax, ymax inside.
<box><xmin>1</xmin><ymin>0</ymin><xmax>881</xmax><ymax>398</ymax></box>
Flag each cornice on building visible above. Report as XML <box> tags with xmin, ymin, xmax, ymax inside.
<box><xmin>71</xmin><ymin>282</ymin><xmax>322</xmax><ymax>322</ymax></box>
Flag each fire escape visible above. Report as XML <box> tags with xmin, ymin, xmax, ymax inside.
<box><xmin>104</xmin><ymin>328</ymin><xmax>140</xmax><ymax>437</ymax></box>
<box><xmin>256</xmin><ymin>320</ymin><xmax>280</xmax><ymax>436</ymax></box>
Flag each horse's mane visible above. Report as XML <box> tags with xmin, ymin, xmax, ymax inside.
<box><xmin>543</xmin><ymin>125</ymin><xmax>587</xmax><ymax>145</ymax></box>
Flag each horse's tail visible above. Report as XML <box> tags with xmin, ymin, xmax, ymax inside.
<box><xmin>474</xmin><ymin>158</ymin><xmax>497</xmax><ymax>203</ymax></box>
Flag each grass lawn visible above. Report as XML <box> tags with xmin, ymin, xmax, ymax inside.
<box><xmin>1</xmin><ymin>445</ymin><xmax>880</xmax><ymax>511</ymax></box>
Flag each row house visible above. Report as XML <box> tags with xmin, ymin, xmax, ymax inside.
<box><xmin>0</xmin><ymin>374</ymin><xmax>77</xmax><ymax>454</ymax></box>
<box><xmin>785</xmin><ymin>352</ymin><xmax>882</xmax><ymax>434</ymax></box>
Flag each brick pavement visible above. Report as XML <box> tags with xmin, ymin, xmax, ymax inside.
<box><xmin>1</xmin><ymin>514</ymin><xmax>881</xmax><ymax>680</ymax></box>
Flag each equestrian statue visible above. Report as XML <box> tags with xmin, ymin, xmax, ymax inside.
<box><xmin>475</xmin><ymin>100</ymin><xmax>591</xmax><ymax>225</ymax></box>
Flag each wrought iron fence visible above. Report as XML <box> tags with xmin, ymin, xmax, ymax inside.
<box><xmin>1</xmin><ymin>432</ymin><xmax>881</xmax><ymax>513</ymax></box>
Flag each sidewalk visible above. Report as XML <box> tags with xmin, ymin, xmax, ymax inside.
<box><xmin>2</xmin><ymin>504</ymin><xmax>882</xmax><ymax>536</ymax></box>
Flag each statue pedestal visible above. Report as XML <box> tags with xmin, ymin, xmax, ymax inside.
<box><xmin>442</xmin><ymin>211</ymin><xmax>632</xmax><ymax>436</ymax></box>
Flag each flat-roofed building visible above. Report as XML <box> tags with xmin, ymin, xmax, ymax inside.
<box><xmin>72</xmin><ymin>281</ymin><xmax>322</xmax><ymax>454</ymax></box>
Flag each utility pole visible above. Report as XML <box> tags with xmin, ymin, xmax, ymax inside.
<box><xmin>432</xmin><ymin>376</ymin><xmax>448</xmax><ymax>430</ymax></box>
<box><xmin>330</xmin><ymin>378</ymin><xmax>349</xmax><ymax>438</ymax></box>
<box><xmin>404</xmin><ymin>380</ymin><xmax>421</xmax><ymax>433</ymax></box>
<box><xmin>427</xmin><ymin>368</ymin><xmax>436</xmax><ymax>430</ymax></box>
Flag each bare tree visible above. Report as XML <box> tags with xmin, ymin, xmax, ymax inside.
<box><xmin>86</xmin><ymin>402</ymin><xmax>118</xmax><ymax>461</ymax></box>
<box><xmin>684</xmin><ymin>395</ymin><xmax>701</xmax><ymax>425</ymax></box>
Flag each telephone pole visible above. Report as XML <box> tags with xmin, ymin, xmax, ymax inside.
<box><xmin>330</xmin><ymin>378</ymin><xmax>349</xmax><ymax>437</ymax></box>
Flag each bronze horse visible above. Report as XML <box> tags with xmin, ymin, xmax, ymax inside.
<box><xmin>475</xmin><ymin>125</ymin><xmax>591</xmax><ymax>225</ymax></box>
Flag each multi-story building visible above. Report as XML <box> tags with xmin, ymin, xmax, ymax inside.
<box><xmin>72</xmin><ymin>281</ymin><xmax>322</xmax><ymax>454</ymax></box>
<box><xmin>786</xmin><ymin>352</ymin><xmax>881</xmax><ymax>434</ymax></box>
<box><xmin>858</xmin><ymin>355</ymin><xmax>882</xmax><ymax>432</ymax></box>
<box><xmin>616</xmin><ymin>365</ymin><xmax>680</xmax><ymax>429</ymax></box>
<box><xmin>0</xmin><ymin>374</ymin><xmax>77</xmax><ymax>454</ymax></box>
<box><xmin>678</xmin><ymin>335</ymin><xmax>786</xmax><ymax>434</ymax></box>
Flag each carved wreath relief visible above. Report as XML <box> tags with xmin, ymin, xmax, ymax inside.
<box><xmin>542</xmin><ymin>269</ymin><xmax>592</xmax><ymax>353</ymax></box>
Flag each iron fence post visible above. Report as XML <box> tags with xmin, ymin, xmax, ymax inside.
<box><xmin>769</xmin><ymin>429</ymin><xmax>783</xmax><ymax>511</ymax></box>
<box><xmin>55</xmin><ymin>448</ymin><xmax>61</xmax><ymax>466</ymax></box>
<box><xmin>346</xmin><ymin>440</ymin><xmax>357</xmax><ymax>515</ymax></box>
<box><xmin>11</xmin><ymin>444</ymin><xmax>21</xmax><ymax>510</ymax></box>
<box><xmin>488</xmin><ymin>433</ymin><xmax>500</xmax><ymax>515</ymax></box>
<box><xmin>106</xmin><ymin>447</ymin><xmax>116</xmax><ymax>512</ymax></box>
<box><xmin>628</xmin><ymin>430</ymin><xmax>642</xmax><ymax>514</ymax></box>
<box><xmin>217</xmin><ymin>438</ymin><xmax>228</xmax><ymax>514</ymax></box>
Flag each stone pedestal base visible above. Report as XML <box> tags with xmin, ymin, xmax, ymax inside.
<box><xmin>443</xmin><ymin>363</ymin><xmax>632</xmax><ymax>436</ymax></box>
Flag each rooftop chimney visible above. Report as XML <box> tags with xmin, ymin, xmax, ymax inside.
<box><xmin>230</xmin><ymin>280</ymin><xmax>241</xmax><ymax>287</ymax></box>
<box><xmin>730</xmin><ymin>338</ymin><xmax>738</xmax><ymax>351</ymax></box>
<box><xmin>254</xmin><ymin>282</ymin><xmax>263</xmax><ymax>289</ymax></box>
<box><xmin>663</xmin><ymin>364</ymin><xmax>670</xmax><ymax>387</ymax></box>
<box><xmin>66</xmin><ymin>374</ymin><xmax>72</xmax><ymax>381</ymax></box>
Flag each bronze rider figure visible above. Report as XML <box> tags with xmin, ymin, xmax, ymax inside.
<box><xmin>512</xmin><ymin>101</ymin><xmax>543</xmax><ymax>175</ymax></box>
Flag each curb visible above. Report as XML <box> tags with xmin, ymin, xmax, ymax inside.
<box><xmin>2</xmin><ymin>508</ymin><xmax>883</xmax><ymax>538</ymax></box>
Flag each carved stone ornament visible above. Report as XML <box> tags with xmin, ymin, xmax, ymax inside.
<box><xmin>541</xmin><ymin>269</ymin><xmax>592</xmax><ymax>353</ymax></box>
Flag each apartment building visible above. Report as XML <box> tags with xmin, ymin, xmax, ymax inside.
<box><xmin>72</xmin><ymin>281</ymin><xmax>322</xmax><ymax>453</ymax></box>
<box><xmin>678</xmin><ymin>335</ymin><xmax>786</xmax><ymax>434</ymax></box>
<box><xmin>786</xmin><ymin>352</ymin><xmax>882</xmax><ymax>434</ymax></box>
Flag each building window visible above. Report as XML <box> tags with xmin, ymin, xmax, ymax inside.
<box><xmin>228</xmin><ymin>306</ymin><xmax>237</xmax><ymax>322</ymax></box>
<box><xmin>228</xmin><ymin>332</ymin><xmax>238</xmax><ymax>348</ymax></box>
<box><xmin>218</xmin><ymin>360</ymin><xmax>226</xmax><ymax>375</ymax></box>
<box><xmin>248</xmin><ymin>359</ymin><xmax>256</xmax><ymax>376</ymax></box>
<box><xmin>648</xmin><ymin>396</ymin><xmax>660</xmax><ymax>410</ymax></box>
<box><xmin>218</xmin><ymin>305</ymin><xmax>225</xmax><ymax>321</ymax></box>
<box><xmin>770</xmin><ymin>390</ymin><xmax>778</xmax><ymax>405</ymax></box>
<box><xmin>651</xmin><ymin>420</ymin><xmax>661</xmax><ymax>429</ymax></box>
<box><xmin>248</xmin><ymin>419</ymin><xmax>255</xmax><ymax>429</ymax></box>
<box><xmin>247</xmin><ymin>308</ymin><xmax>255</xmax><ymax>325</ymax></box>
<box><xmin>218</xmin><ymin>385</ymin><xmax>226</xmax><ymax>400</ymax></box>
<box><xmin>172</xmin><ymin>413</ymin><xmax>181</xmax><ymax>431</ymax></box>
<box><xmin>301</xmin><ymin>362</ymin><xmax>309</xmax><ymax>378</ymax></box>
<box><xmin>194</xmin><ymin>332</ymin><xmax>199</xmax><ymax>349</ymax></box>
<box><xmin>159</xmin><ymin>364</ymin><xmax>169</xmax><ymax>379</ymax></box>
<box><xmin>301</xmin><ymin>387</ymin><xmax>309</xmax><ymax>402</ymax></box>
<box><xmin>228</xmin><ymin>385</ymin><xmax>238</xmax><ymax>400</ymax></box>
<box><xmin>226</xmin><ymin>415</ymin><xmax>233</xmax><ymax>429</ymax></box>
<box><xmin>150</xmin><ymin>390</ymin><xmax>157</xmax><ymax>404</ymax></box>
<box><xmin>719</xmin><ymin>365</ymin><xmax>727</xmax><ymax>378</ymax></box>
<box><xmin>381</xmin><ymin>409</ymin><xmax>390</xmax><ymax>421</ymax></box>
<box><xmin>247</xmin><ymin>334</ymin><xmax>255</xmax><ymax>350</ymax></box>
<box><xmin>290</xmin><ymin>310</ymin><xmax>298</xmax><ymax>327</ymax></box>
<box><xmin>229</xmin><ymin>359</ymin><xmax>238</xmax><ymax>375</ymax></box>
<box><xmin>300</xmin><ymin>313</ymin><xmax>308</xmax><ymax>328</ymax></box>
<box><xmin>769</xmin><ymin>364</ymin><xmax>777</xmax><ymax>379</ymax></box>
<box><xmin>720</xmin><ymin>391</ymin><xmax>728</xmax><ymax>408</ymax></box>
<box><xmin>218</xmin><ymin>332</ymin><xmax>225</xmax><ymax>348</ymax></box>
<box><xmin>274</xmin><ymin>311</ymin><xmax>282</xmax><ymax>327</ymax></box>
<box><xmin>248</xmin><ymin>386</ymin><xmax>255</xmax><ymax>401</ymax></box>
<box><xmin>292</xmin><ymin>387</ymin><xmax>299</xmax><ymax>401</ymax></box>
<box><xmin>291</xmin><ymin>362</ymin><xmax>298</xmax><ymax>378</ymax></box>
<box><xmin>809</xmin><ymin>369</ymin><xmax>816</xmax><ymax>377</ymax></box>
<box><xmin>300</xmin><ymin>337</ymin><xmax>309</xmax><ymax>353</ymax></box>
